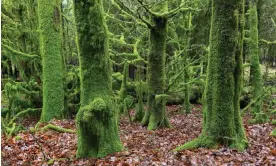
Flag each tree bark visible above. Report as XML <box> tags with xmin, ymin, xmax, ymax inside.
<box><xmin>74</xmin><ymin>0</ymin><xmax>122</xmax><ymax>158</ymax></box>
<box><xmin>38</xmin><ymin>0</ymin><xmax>65</xmax><ymax>122</ymax></box>
<box><xmin>141</xmin><ymin>2</ymin><xmax>171</xmax><ymax>130</ymax></box>
<box><xmin>175</xmin><ymin>0</ymin><xmax>248</xmax><ymax>151</ymax></box>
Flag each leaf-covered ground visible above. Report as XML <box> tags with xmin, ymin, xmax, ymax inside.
<box><xmin>2</xmin><ymin>105</ymin><xmax>276</xmax><ymax>166</ymax></box>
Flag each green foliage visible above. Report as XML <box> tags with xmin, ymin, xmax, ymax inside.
<box><xmin>271</xmin><ymin>128</ymin><xmax>276</xmax><ymax>137</ymax></box>
<box><xmin>2</xmin><ymin>0</ymin><xmax>41</xmax><ymax>82</ymax></box>
<box><xmin>248</xmin><ymin>112</ymin><xmax>269</xmax><ymax>124</ymax></box>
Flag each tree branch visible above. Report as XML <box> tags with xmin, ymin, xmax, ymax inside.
<box><xmin>259</xmin><ymin>39</ymin><xmax>276</xmax><ymax>45</ymax></box>
<box><xmin>162</xmin><ymin>6</ymin><xmax>199</xmax><ymax>18</ymax></box>
<box><xmin>2</xmin><ymin>43</ymin><xmax>40</xmax><ymax>59</ymax></box>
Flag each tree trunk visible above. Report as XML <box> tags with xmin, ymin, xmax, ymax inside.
<box><xmin>248</xmin><ymin>0</ymin><xmax>267</xmax><ymax>123</ymax></box>
<box><xmin>175</xmin><ymin>0</ymin><xmax>248</xmax><ymax>151</ymax></box>
<box><xmin>74</xmin><ymin>0</ymin><xmax>122</xmax><ymax>158</ymax></box>
<box><xmin>119</xmin><ymin>61</ymin><xmax>129</xmax><ymax>115</ymax></box>
<box><xmin>133</xmin><ymin>63</ymin><xmax>144</xmax><ymax>122</ymax></box>
<box><xmin>38</xmin><ymin>0</ymin><xmax>65</xmax><ymax>122</ymax></box>
<box><xmin>141</xmin><ymin>3</ymin><xmax>171</xmax><ymax>130</ymax></box>
<box><xmin>248</xmin><ymin>0</ymin><xmax>268</xmax><ymax>123</ymax></box>
<box><xmin>182</xmin><ymin>12</ymin><xmax>192</xmax><ymax>114</ymax></box>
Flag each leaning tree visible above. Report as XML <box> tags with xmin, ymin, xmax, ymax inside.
<box><xmin>74</xmin><ymin>0</ymin><xmax>123</xmax><ymax>158</ymax></box>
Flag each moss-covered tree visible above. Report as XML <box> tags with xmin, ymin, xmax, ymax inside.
<box><xmin>248</xmin><ymin>0</ymin><xmax>268</xmax><ymax>123</ymax></box>
<box><xmin>133</xmin><ymin>63</ymin><xmax>145</xmax><ymax>122</ymax></box>
<box><xmin>175</xmin><ymin>0</ymin><xmax>248</xmax><ymax>151</ymax></box>
<box><xmin>140</xmin><ymin>2</ymin><xmax>171</xmax><ymax>130</ymax></box>
<box><xmin>118</xmin><ymin>61</ymin><xmax>129</xmax><ymax>115</ymax></box>
<box><xmin>182</xmin><ymin>11</ymin><xmax>193</xmax><ymax>114</ymax></box>
<box><xmin>74</xmin><ymin>0</ymin><xmax>123</xmax><ymax>158</ymax></box>
<box><xmin>110</xmin><ymin>0</ymin><xmax>195</xmax><ymax>129</ymax></box>
<box><xmin>38</xmin><ymin>0</ymin><xmax>65</xmax><ymax>122</ymax></box>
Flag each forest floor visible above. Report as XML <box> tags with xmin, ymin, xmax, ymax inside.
<box><xmin>1</xmin><ymin>105</ymin><xmax>276</xmax><ymax>166</ymax></box>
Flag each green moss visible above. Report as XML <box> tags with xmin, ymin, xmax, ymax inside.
<box><xmin>142</xmin><ymin>2</ymin><xmax>171</xmax><ymax>130</ymax></box>
<box><xmin>15</xmin><ymin>135</ymin><xmax>22</xmax><ymax>141</ymax></box>
<box><xmin>75</xmin><ymin>0</ymin><xmax>122</xmax><ymax>158</ymax></box>
<box><xmin>133</xmin><ymin>65</ymin><xmax>144</xmax><ymax>122</ymax></box>
<box><xmin>271</xmin><ymin>128</ymin><xmax>276</xmax><ymax>137</ymax></box>
<box><xmin>112</xmin><ymin>72</ymin><xmax>123</xmax><ymax>81</ymax></box>
<box><xmin>175</xmin><ymin>0</ymin><xmax>248</xmax><ymax>151</ymax></box>
<box><xmin>174</xmin><ymin>135</ymin><xmax>217</xmax><ymax>151</ymax></box>
<box><xmin>29</xmin><ymin>127</ymin><xmax>35</xmax><ymax>133</ymax></box>
<box><xmin>47</xmin><ymin>159</ymin><xmax>54</xmax><ymax>165</ymax></box>
<box><xmin>41</xmin><ymin>124</ymin><xmax>75</xmax><ymax>133</ymax></box>
<box><xmin>118</xmin><ymin>61</ymin><xmax>129</xmax><ymax>114</ymax></box>
<box><xmin>38</xmin><ymin>0</ymin><xmax>65</xmax><ymax>122</ymax></box>
<box><xmin>182</xmin><ymin>67</ymin><xmax>191</xmax><ymax>114</ymax></box>
<box><xmin>249</xmin><ymin>1</ymin><xmax>263</xmax><ymax>114</ymax></box>
<box><xmin>271</xmin><ymin>119</ymin><xmax>276</xmax><ymax>125</ymax></box>
<box><xmin>181</xmin><ymin>12</ymin><xmax>193</xmax><ymax>114</ymax></box>
<box><xmin>248</xmin><ymin>112</ymin><xmax>269</xmax><ymax>124</ymax></box>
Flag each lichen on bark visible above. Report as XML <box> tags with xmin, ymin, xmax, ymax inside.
<box><xmin>74</xmin><ymin>0</ymin><xmax>122</xmax><ymax>158</ymax></box>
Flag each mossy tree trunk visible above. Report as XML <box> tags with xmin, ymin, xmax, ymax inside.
<box><xmin>133</xmin><ymin>63</ymin><xmax>144</xmax><ymax>122</ymax></box>
<box><xmin>248</xmin><ymin>0</ymin><xmax>267</xmax><ymax>123</ymax></box>
<box><xmin>141</xmin><ymin>2</ymin><xmax>171</xmax><ymax>130</ymax></box>
<box><xmin>182</xmin><ymin>12</ymin><xmax>192</xmax><ymax>114</ymax></box>
<box><xmin>119</xmin><ymin>61</ymin><xmax>129</xmax><ymax>115</ymax></box>
<box><xmin>38</xmin><ymin>0</ymin><xmax>65</xmax><ymax>122</ymax></box>
<box><xmin>175</xmin><ymin>0</ymin><xmax>248</xmax><ymax>151</ymax></box>
<box><xmin>74</xmin><ymin>0</ymin><xmax>122</xmax><ymax>158</ymax></box>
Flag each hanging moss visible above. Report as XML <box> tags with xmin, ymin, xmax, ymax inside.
<box><xmin>248</xmin><ymin>0</ymin><xmax>266</xmax><ymax>123</ymax></box>
<box><xmin>175</xmin><ymin>0</ymin><xmax>248</xmax><ymax>151</ymax></box>
<box><xmin>38</xmin><ymin>0</ymin><xmax>65</xmax><ymax>122</ymax></box>
<box><xmin>141</xmin><ymin>2</ymin><xmax>171</xmax><ymax>130</ymax></box>
<box><xmin>74</xmin><ymin>0</ymin><xmax>122</xmax><ymax>158</ymax></box>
